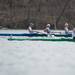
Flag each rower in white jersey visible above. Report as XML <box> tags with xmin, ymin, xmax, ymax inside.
<box><xmin>64</xmin><ymin>22</ymin><xmax>69</xmax><ymax>35</ymax></box>
<box><xmin>28</xmin><ymin>23</ymin><xmax>33</xmax><ymax>33</ymax></box>
<box><xmin>28</xmin><ymin>23</ymin><xmax>39</xmax><ymax>34</ymax></box>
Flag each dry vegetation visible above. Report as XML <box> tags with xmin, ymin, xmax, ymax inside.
<box><xmin>0</xmin><ymin>0</ymin><xmax>75</xmax><ymax>29</ymax></box>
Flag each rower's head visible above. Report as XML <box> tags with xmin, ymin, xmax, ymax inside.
<box><xmin>65</xmin><ymin>22</ymin><xmax>69</xmax><ymax>27</ymax></box>
<box><xmin>30</xmin><ymin>23</ymin><xmax>34</xmax><ymax>27</ymax></box>
<box><xmin>46</xmin><ymin>24</ymin><xmax>50</xmax><ymax>27</ymax></box>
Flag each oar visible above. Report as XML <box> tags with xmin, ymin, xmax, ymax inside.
<box><xmin>33</xmin><ymin>31</ymin><xmax>46</xmax><ymax>34</ymax></box>
<box><xmin>36</xmin><ymin>31</ymin><xmax>55</xmax><ymax>37</ymax></box>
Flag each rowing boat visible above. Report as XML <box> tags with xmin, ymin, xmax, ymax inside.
<box><xmin>8</xmin><ymin>37</ymin><xmax>75</xmax><ymax>42</ymax></box>
<box><xmin>54</xmin><ymin>34</ymin><xmax>72</xmax><ymax>37</ymax></box>
<box><xmin>0</xmin><ymin>33</ymin><xmax>72</xmax><ymax>37</ymax></box>
<box><xmin>0</xmin><ymin>33</ymin><xmax>47</xmax><ymax>37</ymax></box>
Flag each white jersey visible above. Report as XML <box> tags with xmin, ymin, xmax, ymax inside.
<box><xmin>64</xmin><ymin>27</ymin><xmax>69</xmax><ymax>34</ymax></box>
<box><xmin>65</xmin><ymin>27</ymin><xmax>68</xmax><ymax>32</ymax></box>
<box><xmin>28</xmin><ymin>26</ymin><xmax>33</xmax><ymax>33</ymax></box>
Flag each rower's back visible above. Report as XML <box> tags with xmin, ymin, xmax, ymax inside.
<box><xmin>28</xmin><ymin>23</ymin><xmax>34</xmax><ymax>33</ymax></box>
<box><xmin>28</xmin><ymin>26</ymin><xmax>33</xmax><ymax>33</ymax></box>
<box><xmin>64</xmin><ymin>22</ymin><xmax>69</xmax><ymax>34</ymax></box>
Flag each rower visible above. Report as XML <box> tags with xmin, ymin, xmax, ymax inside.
<box><xmin>28</xmin><ymin>23</ymin><xmax>33</xmax><ymax>33</ymax></box>
<box><xmin>44</xmin><ymin>24</ymin><xmax>51</xmax><ymax>36</ymax></box>
<box><xmin>72</xmin><ymin>28</ymin><xmax>75</xmax><ymax>39</ymax></box>
<box><xmin>64</xmin><ymin>22</ymin><xmax>69</xmax><ymax>35</ymax></box>
<box><xmin>28</xmin><ymin>23</ymin><xmax>39</xmax><ymax>34</ymax></box>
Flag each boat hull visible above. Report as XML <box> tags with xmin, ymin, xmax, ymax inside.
<box><xmin>0</xmin><ymin>33</ymin><xmax>72</xmax><ymax>37</ymax></box>
<box><xmin>0</xmin><ymin>33</ymin><xmax>47</xmax><ymax>37</ymax></box>
<box><xmin>54</xmin><ymin>34</ymin><xmax>72</xmax><ymax>37</ymax></box>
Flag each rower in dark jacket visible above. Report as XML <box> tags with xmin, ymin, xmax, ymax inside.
<box><xmin>44</xmin><ymin>24</ymin><xmax>51</xmax><ymax>37</ymax></box>
<box><xmin>44</xmin><ymin>24</ymin><xmax>51</xmax><ymax>34</ymax></box>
